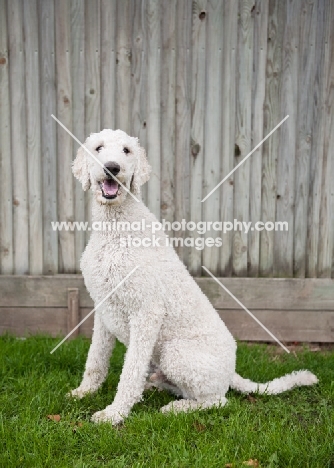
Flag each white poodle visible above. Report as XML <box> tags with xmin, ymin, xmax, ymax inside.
<box><xmin>69</xmin><ymin>129</ymin><xmax>318</xmax><ymax>425</ymax></box>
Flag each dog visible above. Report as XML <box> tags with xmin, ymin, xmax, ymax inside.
<box><xmin>69</xmin><ymin>129</ymin><xmax>318</xmax><ymax>424</ymax></box>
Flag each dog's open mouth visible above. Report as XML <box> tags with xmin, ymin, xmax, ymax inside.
<box><xmin>99</xmin><ymin>179</ymin><xmax>120</xmax><ymax>199</ymax></box>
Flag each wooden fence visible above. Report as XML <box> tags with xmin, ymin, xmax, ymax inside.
<box><xmin>1</xmin><ymin>275</ymin><xmax>334</xmax><ymax>342</ymax></box>
<box><xmin>0</xmin><ymin>0</ymin><xmax>334</xmax><ymax>279</ymax></box>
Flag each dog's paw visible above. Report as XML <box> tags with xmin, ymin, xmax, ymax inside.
<box><xmin>91</xmin><ymin>406</ymin><xmax>124</xmax><ymax>425</ymax></box>
<box><xmin>67</xmin><ymin>387</ymin><xmax>91</xmax><ymax>399</ymax></box>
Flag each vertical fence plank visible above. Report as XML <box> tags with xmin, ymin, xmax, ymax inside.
<box><xmin>249</xmin><ymin>0</ymin><xmax>268</xmax><ymax>277</ymax></box>
<box><xmin>160</xmin><ymin>0</ymin><xmax>176</xmax><ymax>220</ymax></box>
<box><xmin>71</xmin><ymin>0</ymin><xmax>86</xmax><ymax>272</ymax></box>
<box><xmin>189</xmin><ymin>0</ymin><xmax>206</xmax><ymax>275</ymax></box>
<box><xmin>0</xmin><ymin>0</ymin><xmax>13</xmax><ymax>274</ymax></box>
<box><xmin>8</xmin><ymin>0</ymin><xmax>29</xmax><ymax>274</ymax></box>
<box><xmin>233</xmin><ymin>0</ymin><xmax>254</xmax><ymax>276</ymax></box>
<box><xmin>39</xmin><ymin>0</ymin><xmax>58</xmax><ymax>274</ymax></box>
<box><xmin>202</xmin><ymin>0</ymin><xmax>223</xmax><ymax>275</ymax></box>
<box><xmin>260</xmin><ymin>0</ymin><xmax>285</xmax><ymax>277</ymax></box>
<box><xmin>306</xmin><ymin>0</ymin><xmax>326</xmax><ymax>278</ymax></box>
<box><xmin>174</xmin><ymin>0</ymin><xmax>192</xmax><ymax>261</ymax></box>
<box><xmin>294</xmin><ymin>0</ymin><xmax>318</xmax><ymax>278</ymax></box>
<box><xmin>146</xmin><ymin>0</ymin><xmax>161</xmax><ymax>218</ymax></box>
<box><xmin>24</xmin><ymin>0</ymin><xmax>43</xmax><ymax>274</ymax></box>
<box><xmin>274</xmin><ymin>0</ymin><xmax>301</xmax><ymax>277</ymax></box>
<box><xmin>132</xmin><ymin>0</ymin><xmax>148</xmax><ymax>204</ymax></box>
<box><xmin>85</xmin><ymin>0</ymin><xmax>101</xmax><ymax>244</ymax></box>
<box><xmin>174</xmin><ymin>0</ymin><xmax>192</xmax><ymax>262</ymax></box>
<box><xmin>220</xmin><ymin>0</ymin><xmax>238</xmax><ymax>276</ymax></box>
<box><xmin>318</xmin><ymin>0</ymin><xmax>334</xmax><ymax>278</ymax></box>
<box><xmin>116</xmin><ymin>0</ymin><xmax>132</xmax><ymax>133</ymax></box>
<box><xmin>55</xmin><ymin>0</ymin><xmax>75</xmax><ymax>273</ymax></box>
<box><xmin>101</xmin><ymin>0</ymin><xmax>116</xmax><ymax>130</ymax></box>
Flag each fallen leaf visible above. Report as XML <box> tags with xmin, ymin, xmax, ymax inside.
<box><xmin>47</xmin><ymin>414</ymin><xmax>61</xmax><ymax>422</ymax></box>
<box><xmin>193</xmin><ymin>421</ymin><xmax>206</xmax><ymax>432</ymax></box>
<box><xmin>225</xmin><ymin>464</ymin><xmax>234</xmax><ymax>468</ymax></box>
<box><xmin>77</xmin><ymin>422</ymin><xmax>83</xmax><ymax>427</ymax></box>
<box><xmin>243</xmin><ymin>459</ymin><xmax>259</xmax><ymax>467</ymax></box>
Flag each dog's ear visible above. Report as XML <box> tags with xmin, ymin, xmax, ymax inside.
<box><xmin>131</xmin><ymin>144</ymin><xmax>151</xmax><ymax>195</ymax></box>
<box><xmin>72</xmin><ymin>145</ymin><xmax>91</xmax><ymax>191</ymax></box>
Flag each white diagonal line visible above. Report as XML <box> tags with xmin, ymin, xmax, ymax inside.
<box><xmin>201</xmin><ymin>115</ymin><xmax>289</xmax><ymax>202</ymax></box>
<box><xmin>202</xmin><ymin>266</ymin><xmax>290</xmax><ymax>353</ymax></box>
<box><xmin>51</xmin><ymin>114</ymin><xmax>140</xmax><ymax>203</ymax></box>
<box><xmin>50</xmin><ymin>266</ymin><xmax>139</xmax><ymax>354</ymax></box>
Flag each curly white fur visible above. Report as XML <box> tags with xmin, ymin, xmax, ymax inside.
<box><xmin>69</xmin><ymin>129</ymin><xmax>318</xmax><ymax>424</ymax></box>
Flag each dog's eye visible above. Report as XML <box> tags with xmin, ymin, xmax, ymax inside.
<box><xmin>96</xmin><ymin>145</ymin><xmax>103</xmax><ymax>152</ymax></box>
<box><xmin>123</xmin><ymin>147</ymin><xmax>130</xmax><ymax>154</ymax></box>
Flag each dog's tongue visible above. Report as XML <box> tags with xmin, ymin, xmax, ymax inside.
<box><xmin>102</xmin><ymin>179</ymin><xmax>118</xmax><ymax>196</ymax></box>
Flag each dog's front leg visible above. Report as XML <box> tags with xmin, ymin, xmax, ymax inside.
<box><xmin>91</xmin><ymin>311</ymin><xmax>162</xmax><ymax>425</ymax></box>
<box><xmin>69</xmin><ymin>311</ymin><xmax>115</xmax><ymax>398</ymax></box>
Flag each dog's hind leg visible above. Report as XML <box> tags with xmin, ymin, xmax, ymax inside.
<box><xmin>159</xmin><ymin>338</ymin><xmax>235</xmax><ymax>414</ymax></box>
<box><xmin>161</xmin><ymin>395</ymin><xmax>228</xmax><ymax>414</ymax></box>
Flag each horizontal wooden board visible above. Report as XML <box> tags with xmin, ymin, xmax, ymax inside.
<box><xmin>0</xmin><ymin>306</ymin><xmax>333</xmax><ymax>343</ymax></box>
<box><xmin>196</xmin><ymin>277</ymin><xmax>334</xmax><ymax>311</ymax></box>
<box><xmin>1</xmin><ymin>276</ymin><xmax>334</xmax><ymax>342</ymax></box>
<box><xmin>0</xmin><ymin>275</ymin><xmax>92</xmax><ymax>307</ymax></box>
<box><xmin>218</xmin><ymin>309</ymin><xmax>334</xmax><ymax>343</ymax></box>
<box><xmin>1</xmin><ymin>276</ymin><xmax>334</xmax><ymax>311</ymax></box>
<box><xmin>0</xmin><ymin>307</ymin><xmax>68</xmax><ymax>336</ymax></box>
<box><xmin>0</xmin><ymin>306</ymin><xmax>94</xmax><ymax>338</ymax></box>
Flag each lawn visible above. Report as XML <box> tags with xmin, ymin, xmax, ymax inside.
<box><xmin>0</xmin><ymin>335</ymin><xmax>333</xmax><ymax>467</ymax></box>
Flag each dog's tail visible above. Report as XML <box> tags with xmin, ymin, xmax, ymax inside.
<box><xmin>230</xmin><ymin>370</ymin><xmax>318</xmax><ymax>395</ymax></box>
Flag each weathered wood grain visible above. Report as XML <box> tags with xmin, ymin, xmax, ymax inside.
<box><xmin>67</xmin><ymin>288</ymin><xmax>79</xmax><ymax>337</ymax></box>
<box><xmin>274</xmin><ymin>0</ymin><xmax>301</xmax><ymax>277</ymax></box>
<box><xmin>8</xmin><ymin>0</ymin><xmax>29</xmax><ymax>274</ymax></box>
<box><xmin>249</xmin><ymin>0</ymin><xmax>268</xmax><ymax>277</ymax></box>
<box><xmin>294</xmin><ymin>0</ymin><xmax>317</xmax><ymax>278</ymax></box>
<box><xmin>189</xmin><ymin>0</ymin><xmax>207</xmax><ymax>275</ymax></box>
<box><xmin>160</xmin><ymin>0</ymin><xmax>176</xmax><ymax>221</ymax></box>
<box><xmin>131</xmin><ymin>0</ymin><xmax>148</xmax><ymax>203</ymax></box>
<box><xmin>23</xmin><ymin>0</ymin><xmax>43</xmax><ymax>275</ymax></box>
<box><xmin>1</xmin><ymin>275</ymin><xmax>334</xmax><ymax>311</ymax></box>
<box><xmin>101</xmin><ymin>0</ymin><xmax>116</xmax><ymax>130</ymax></box>
<box><xmin>174</xmin><ymin>0</ymin><xmax>192</xmax><ymax>262</ymax></box>
<box><xmin>195</xmin><ymin>277</ymin><xmax>334</xmax><ymax>311</ymax></box>
<box><xmin>116</xmin><ymin>0</ymin><xmax>132</xmax><ymax>133</ymax></box>
<box><xmin>260</xmin><ymin>0</ymin><xmax>286</xmax><ymax>277</ymax></box>
<box><xmin>218</xmin><ymin>309</ymin><xmax>334</xmax><ymax>342</ymax></box>
<box><xmin>56</xmin><ymin>0</ymin><xmax>75</xmax><ymax>273</ymax></box>
<box><xmin>85</xmin><ymin>0</ymin><xmax>101</xmax><ymax>244</ymax></box>
<box><xmin>233</xmin><ymin>0</ymin><xmax>254</xmax><ymax>276</ymax></box>
<box><xmin>0</xmin><ymin>307</ymin><xmax>68</xmax><ymax>337</ymax></box>
<box><xmin>0</xmin><ymin>275</ymin><xmax>91</xmax><ymax>307</ymax></box>
<box><xmin>146</xmin><ymin>0</ymin><xmax>161</xmax><ymax>218</ymax></box>
<box><xmin>202</xmin><ymin>0</ymin><xmax>223</xmax><ymax>275</ymax></box>
<box><xmin>1</xmin><ymin>276</ymin><xmax>334</xmax><ymax>342</ymax></box>
<box><xmin>0</xmin><ymin>0</ymin><xmax>333</xmax><ymax>280</ymax></box>
<box><xmin>0</xmin><ymin>0</ymin><xmax>13</xmax><ymax>274</ymax></box>
<box><xmin>318</xmin><ymin>0</ymin><xmax>334</xmax><ymax>278</ymax></box>
<box><xmin>70</xmin><ymin>0</ymin><xmax>86</xmax><ymax>272</ymax></box>
<box><xmin>39</xmin><ymin>0</ymin><xmax>58</xmax><ymax>274</ymax></box>
<box><xmin>220</xmin><ymin>0</ymin><xmax>238</xmax><ymax>277</ymax></box>
<box><xmin>306</xmin><ymin>0</ymin><xmax>326</xmax><ymax>278</ymax></box>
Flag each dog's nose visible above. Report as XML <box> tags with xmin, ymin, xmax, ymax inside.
<box><xmin>104</xmin><ymin>161</ymin><xmax>120</xmax><ymax>177</ymax></box>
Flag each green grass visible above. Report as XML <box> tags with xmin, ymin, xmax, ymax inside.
<box><xmin>0</xmin><ymin>335</ymin><xmax>333</xmax><ymax>468</ymax></box>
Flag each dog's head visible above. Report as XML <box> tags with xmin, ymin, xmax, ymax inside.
<box><xmin>72</xmin><ymin>129</ymin><xmax>151</xmax><ymax>205</ymax></box>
